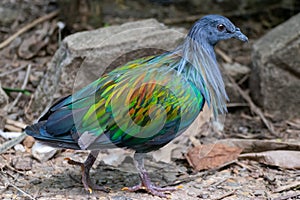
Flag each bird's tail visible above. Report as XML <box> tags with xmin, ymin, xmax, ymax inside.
<box><xmin>25</xmin><ymin>122</ymin><xmax>81</xmax><ymax>149</ymax></box>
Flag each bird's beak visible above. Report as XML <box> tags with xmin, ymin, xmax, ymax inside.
<box><xmin>234</xmin><ymin>28</ymin><xmax>248</xmax><ymax>42</ymax></box>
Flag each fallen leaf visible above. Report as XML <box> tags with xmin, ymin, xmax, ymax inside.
<box><xmin>239</xmin><ymin>150</ymin><xmax>300</xmax><ymax>169</ymax></box>
<box><xmin>186</xmin><ymin>143</ymin><xmax>243</xmax><ymax>171</ymax></box>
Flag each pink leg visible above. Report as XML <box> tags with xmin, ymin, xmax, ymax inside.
<box><xmin>122</xmin><ymin>153</ymin><xmax>181</xmax><ymax>198</ymax></box>
<box><xmin>65</xmin><ymin>150</ymin><xmax>109</xmax><ymax>193</ymax></box>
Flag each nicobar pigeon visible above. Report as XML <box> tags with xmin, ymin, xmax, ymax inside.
<box><xmin>25</xmin><ymin>15</ymin><xmax>248</xmax><ymax>197</ymax></box>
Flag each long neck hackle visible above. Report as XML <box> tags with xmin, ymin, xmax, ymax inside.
<box><xmin>174</xmin><ymin>26</ymin><xmax>228</xmax><ymax>118</ymax></box>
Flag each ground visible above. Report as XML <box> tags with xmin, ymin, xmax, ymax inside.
<box><xmin>0</xmin><ymin>1</ymin><xmax>299</xmax><ymax>200</ymax></box>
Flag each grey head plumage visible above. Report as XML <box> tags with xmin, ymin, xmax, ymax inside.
<box><xmin>175</xmin><ymin>14</ymin><xmax>248</xmax><ymax>118</ymax></box>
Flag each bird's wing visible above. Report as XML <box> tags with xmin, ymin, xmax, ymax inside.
<box><xmin>37</xmin><ymin>53</ymin><xmax>203</xmax><ymax>150</ymax></box>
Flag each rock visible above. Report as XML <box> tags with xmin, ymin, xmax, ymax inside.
<box><xmin>31</xmin><ymin>19</ymin><xmax>186</xmax><ymax>114</ymax></box>
<box><xmin>31</xmin><ymin>142</ymin><xmax>58</xmax><ymax>162</ymax></box>
<box><xmin>23</xmin><ymin>136</ymin><xmax>35</xmax><ymax>149</ymax></box>
<box><xmin>14</xmin><ymin>144</ymin><xmax>26</xmax><ymax>152</ymax></box>
<box><xmin>223</xmin><ymin>62</ymin><xmax>250</xmax><ymax>81</ymax></box>
<box><xmin>11</xmin><ymin>154</ymin><xmax>32</xmax><ymax>171</ymax></box>
<box><xmin>250</xmin><ymin>13</ymin><xmax>300</xmax><ymax>120</ymax></box>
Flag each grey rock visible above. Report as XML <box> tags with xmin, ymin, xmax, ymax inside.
<box><xmin>223</xmin><ymin>62</ymin><xmax>250</xmax><ymax>81</ymax></box>
<box><xmin>31</xmin><ymin>142</ymin><xmax>58</xmax><ymax>162</ymax></box>
<box><xmin>14</xmin><ymin>144</ymin><xmax>26</xmax><ymax>152</ymax></box>
<box><xmin>32</xmin><ymin>19</ymin><xmax>186</xmax><ymax>114</ymax></box>
<box><xmin>250</xmin><ymin>13</ymin><xmax>300</xmax><ymax>120</ymax></box>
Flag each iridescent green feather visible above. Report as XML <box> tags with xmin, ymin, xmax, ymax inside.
<box><xmin>68</xmin><ymin>52</ymin><xmax>204</xmax><ymax>152</ymax></box>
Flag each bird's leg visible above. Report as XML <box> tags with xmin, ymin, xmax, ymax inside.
<box><xmin>122</xmin><ymin>153</ymin><xmax>180</xmax><ymax>197</ymax></box>
<box><xmin>65</xmin><ymin>150</ymin><xmax>109</xmax><ymax>193</ymax></box>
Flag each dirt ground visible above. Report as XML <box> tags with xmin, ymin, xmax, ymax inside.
<box><xmin>0</xmin><ymin>1</ymin><xmax>299</xmax><ymax>200</ymax></box>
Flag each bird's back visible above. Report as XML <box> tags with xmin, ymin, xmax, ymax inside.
<box><xmin>25</xmin><ymin>52</ymin><xmax>205</xmax><ymax>153</ymax></box>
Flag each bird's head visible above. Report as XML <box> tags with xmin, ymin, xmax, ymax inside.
<box><xmin>188</xmin><ymin>14</ymin><xmax>248</xmax><ymax>46</ymax></box>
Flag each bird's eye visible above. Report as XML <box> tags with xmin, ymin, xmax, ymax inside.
<box><xmin>217</xmin><ymin>24</ymin><xmax>225</xmax><ymax>32</ymax></box>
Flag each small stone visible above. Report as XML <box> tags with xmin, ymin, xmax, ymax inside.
<box><xmin>14</xmin><ymin>144</ymin><xmax>26</xmax><ymax>152</ymax></box>
<box><xmin>238</xmin><ymin>126</ymin><xmax>248</xmax><ymax>134</ymax></box>
<box><xmin>197</xmin><ymin>193</ymin><xmax>209</xmax><ymax>199</ymax></box>
<box><xmin>193</xmin><ymin>183</ymin><xmax>203</xmax><ymax>189</ymax></box>
<box><xmin>23</xmin><ymin>136</ymin><xmax>35</xmax><ymax>149</ymax></box>
<box><xmin>31</xmin><ymin>142</ymin><xmax>58</xmax><ymax>162</ymax></box>
<box><xmin>187</xmin><ymin>191</ymin><xmax>196</xmax><ymax>196</ymax></box>
<box><xmin>12</xmin><ymin>156</ymin><xmax>32</xmax><ymax>171</ymax></box>
<box><xmin>254</xmin><ymin>190</ymin><xmax>265</xmax><ymax>196</ymax></box>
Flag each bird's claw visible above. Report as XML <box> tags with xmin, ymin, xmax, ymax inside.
<box><xmin>122</xmin><ymin>183</ymin><xmax>181</xmax><ymax>198</ymax></box>
<box><xmin>64</xmin><ymin>157</ymin><xmax>110</xmax><ymax>193</ymax></box>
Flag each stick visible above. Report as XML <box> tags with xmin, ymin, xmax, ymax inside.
<box><xmin>212</xmin><ymin>190</ymin><xmax>236</xmax><ymax>200</ymax></box>
<box><xmin>0</xmin><ymin>174</ymin><xmax>35</xmax><ymax>200</ymax></box>
<box><xmin>5</xmin><ymin>119</ymin><xmax>27</xmax><ymax>129</ymax></box>
<box><xmin>0</xmin><ymin>133</ymin><xmax>26</xmax><ymax>154</ymax></box>
<box><xmin>6</xmin><ymin>64</ymin><xmax>31</xmax><ymax>112</ymax></box>
<box><xmin>0</xmin><ymin>10</ymin><xmax>59</xmax><ymax>50</ymax></box>
<box><xmin>226</xmin><ymin>73</ymin><xmax>278</xmax><ymax>137</ymax></box>
<box><xmin>273</xmin><ymin>181</ymin><xmax>300</xmax><ymax>193</ymax></box>
<box><xmin>216</xmin><ymin>48</ymin><xmax>233</xmax><ymax>63</ymax></box>
<box><xmin>0</xmin><ymin>65</ymin><xmax>27</xmax><ymax>77</ymax></box>
<box><xmin>216</xmin><ymin>48</ymin><xmax>278</xmax><ymax>136</ymax></box>
<box><xmin>272</xmin><ymin>192</ymin><xmax>300</xmax><ymax>200</ymax></box>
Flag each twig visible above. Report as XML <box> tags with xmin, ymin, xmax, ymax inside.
<box><xmin>212</xmin><ymin>190</ymin><xmax>236</xmax><ymax>200</ymax></box>
<box><xmin>273</xmin><ymin>181</ymin><xmax>300</xmax><ymax>193</ymax></box>
<box><xmin>210</xmin><ymin>178</ymin><xmax>229</xmax><ymax>187</ymax></box>
<box><xmin>226</xmin><ymin>103</ymin><xmax>249</xmax><ymax>108</ymax></box>
<box><xmin>0</xmin><ymin>65</ymin><xmax>27</xmax><ymax>77</ymax></box>
<box><xmin>0</xmin><ymin>174</ymin><xmax>35</xmax><ymax>200</ymax></box>
<box><xmin>0</xmin><ymin>155</ymin><xmax>26</xmax><ymax>175</ymax></box>
<box><xmin>3</xmin><ymin>124</ymin><xmax>22</xmax><ymax>132</ymax></box>
<box><xmin>6</xmin><ymin>64</ymin><xmax>31</xmax><ymax>112</ymax></box>
<box><xmin>216</xmin><ymin>48</ymin><xmax>233</xmax><ymax>63</ymax></box>
<box><xmin>227</xmin><ymin>74</ymin><xmax>278</xmax><ymax>137</ymax></box>
<box><xmin>0</xmin><ymin>10</ymin><xmax>59</xmax><ymax>50</ymax></box>
<box><xmin>5</xmin><ymin>119</ymin><xmax>27</xmax><ymax>129</ymax></box>
<box><xmin>216</xmin><ymin>48</ymin><xmax>278</xmax><ymax>136</ymax></box>
<box><xmin>0</xmin><ymin>133</ymin><xmax>26</xmax><ymax>154</ymax></box>
<box><xmin>272</xmin><ymin>192</ymin><xmax>300</xmax><ymax>200</ymax></box>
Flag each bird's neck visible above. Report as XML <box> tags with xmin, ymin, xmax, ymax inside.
<box><xmin>173</xmin><ymin>37</ymin><xmax>228</xmax><ymax>117</ymax></box>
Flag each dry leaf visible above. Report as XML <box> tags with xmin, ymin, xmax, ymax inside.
<box><xmin>239</xmin><ymin>150</ymin><xmax>300</xmax><ymax>169</ymax></box>
<box><xmin>186</xmin><ymin>143</ymin><xmax>243</xmax><ymax>171</ymax></box>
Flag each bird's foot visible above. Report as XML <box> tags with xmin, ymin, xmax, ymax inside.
<box><xmin>122</xmin><ymin>183</ymin><xmax>182</xmax><ymax>198</ymax></box>
<box><xmin>65</xmin><ymin>157</ymin><xmax>110</xmax><ymax>193</ymax></box>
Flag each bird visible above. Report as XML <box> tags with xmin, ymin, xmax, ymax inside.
<box><xmin>25</xmin><ymin>14</ymin><xmax>248</xmax><ymax>197</ymax></box>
